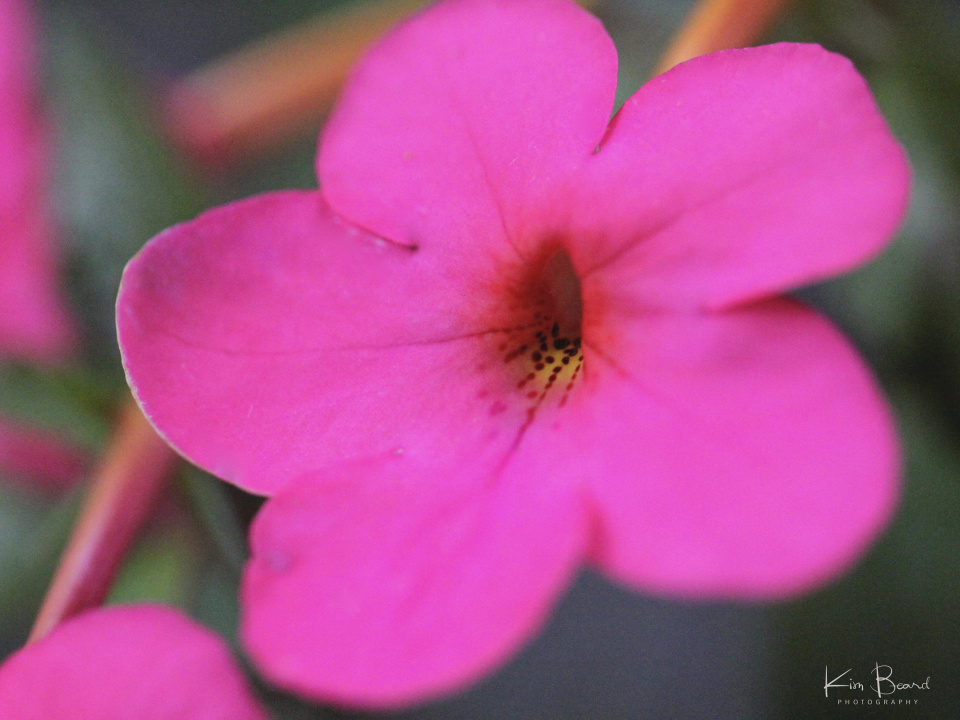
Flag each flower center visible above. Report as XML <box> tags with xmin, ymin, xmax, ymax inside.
<box><xmin>495</xmin><ymin>247</ymin><xmax>584</xmax><ymax>409</ymax></box>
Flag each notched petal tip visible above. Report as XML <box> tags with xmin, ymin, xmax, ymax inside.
<box><xmin>581</xmin><ymin>41</ymin><xmax>911</xmax><ymax>309</ymax></box>
<box><xmin>318</xmin><ymin>0</ymin><xmax>618</xmax><ymax>253</ymax></box>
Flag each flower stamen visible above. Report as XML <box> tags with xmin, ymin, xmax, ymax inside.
<box><xmin>496</xmin><ymin>248</ymin><xmax>584</xmax><ymax>412</ymax></box>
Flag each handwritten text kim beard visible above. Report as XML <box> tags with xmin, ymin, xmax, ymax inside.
<box><xmin>825</xmin><ymin>664</ymin><xmax>931</xmax><ymax>705</ymax></box>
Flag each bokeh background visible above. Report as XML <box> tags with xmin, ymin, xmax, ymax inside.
<box><xmin>1</xmin><ymin>0</ymin><xmax>958</xmax><ymax>717</ymax></box>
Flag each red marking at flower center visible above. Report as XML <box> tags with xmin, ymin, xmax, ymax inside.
<box><xmin>484</xmin><ymin>246</ymin><xmax>586</xmax><ymax>419</ymax></box>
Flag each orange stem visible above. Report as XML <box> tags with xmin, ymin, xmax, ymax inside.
<box><xmin>163</xmin><ymin>0</ymin><xmax>602</xmax><ymax>166</ymax></box>
<box><xmin>164</xmin><ymin>0</ymin><xmax>432</xmax><ymax>166</ymax></box>
<box><xmin>28</xmin><ymin>398</ymin><xmax>177</xmax><ymax>642</ymax></box>
<box><xmin>653</xmin><ymin>0</ymin><xmax>792</xmax><ymax>75</ymax></box>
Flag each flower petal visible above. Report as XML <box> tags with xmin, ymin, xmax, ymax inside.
<box><xmin>118</xmin><ymin>191</ymin><xmax>557</xmax><ymax>495</ymax></box>
<box><xmin>319</xmin><ymin>0</ymin><xmax>616</xmax><ymax>254</ymax></box>
<box><xmin>573</xmin><ymin>43</ymin><xmax>909</xmax><ymax>309</ymax></box>
<box><xmin>0</xmin><ymin>605</ymin><xmax>267</xmax><ymax>719</ymax></box>
<box><xmin>547</xmin><ymin>298</ymin><xmax>898</xmax><ymax>597</ymax></box>
<box><xmin>241</xmin><ymin>457</ymin><xmax>586</xmax><ymax>709</ymax></box>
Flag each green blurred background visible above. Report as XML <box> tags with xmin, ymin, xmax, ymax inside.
<box><xmin>0</xmin><ymin>0</ymin><xmax>957</xmax><ymax>717</ymax></box>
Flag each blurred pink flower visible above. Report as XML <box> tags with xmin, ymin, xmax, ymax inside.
<box><xmin>117</xmin><ymin>0</ymin><xmax>909</xmax><ymax>708</ymax></box>
<box><xmin>0</xmin><ymin>604</ymin><xmax>268</xmax><ymax>719</ymax></box>
<box><xmin>0</xmin><ymin>0</ymin><xmax>74</xmax><ymax>360</ymax></box>
<box><xmin>0</xmin><ymin>417</ymin><xmax>85</xmax><ymax>491</ymax></box>
<box><xmin>0</xmin><ymin>0</ymin><xmax>83</xmax><ymax>490</ymax></box>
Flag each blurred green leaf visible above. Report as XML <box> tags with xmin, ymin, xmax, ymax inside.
<box><xmin>0</xmin><ymin>362</ymin><xmax>114</xmax><ymax>451</ymax></box>
<box><xmin>107</xmin><ymin>514</ymin><xmax>199</xmax><ymax>607</ymax></box>
<box><xmin>190</xmin><ymin>554</ymin><xmax>242</xmax><ymax>646</ymax></box>
<box><xmin>178</xmin><ymin>465</ymin><xmax>248</xmax><ymax>573</ymax></box>
<box><xmin>42</xmin><ymin>9</ymin><xmax>207</xmax><ymax>373</ymax></box>
<box><xmin>869</xmin><ymin>0</ymin><xmax>960</xmax><ymax>182</ymax></box>
<box><xmin>782</xmin><ymin>0</ymin><xmax>960</xmax><ymax>432</ymax></box>
<box><xmin>0</xmin><ymin>486</ymin><xmax>81</xmax><ymax>650</ymax></box>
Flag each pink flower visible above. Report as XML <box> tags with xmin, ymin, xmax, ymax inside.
<box><xmin>0</xmin><ymin>605</ymin><xmax>268</xmax><ymax>719</ymax></box>
<box><xmin>0</xmin><ymin>417</ymin><xmax>85</xmax><ymax>491</ymax></box>
<box><xmin>0</xmin><ymin>0</ymin><xmax>83</xmax><ymax>490</ymax></box>
<box><xmin>117</xmin><ymin>0</ymin><xmax>909</xmax><ymax>708</ymax></box>
<box><xmin>0</xmin><ymin>0</ymin><xmax>74</xmax><ymax>361</ymax></box>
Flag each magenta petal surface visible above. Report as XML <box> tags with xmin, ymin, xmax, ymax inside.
<box><xmin>242</xmin><ymin>458</ymin><xmax>586</xmax><ymax>708</ymax></box>
<box><xmin>119</xmin><ymin>191</ymin><xmax>547</xmax><ymax>495</ymax></box>
<box><xmin>319</xmin><ymin>0</ymin><xmax>616</xmax><ymax>252</ymax></box>
<box><xmin>0</xmin><ymin>0</ymin><xmax>74</xmax><ymax>360</ymax></box>
<box><xmin>567</xmin><ymin>298</ymin><xmax>899</xmax><ymax>597</ymax></box>
<box><xmin>0</xmin><ymin>605</ymin><xmax>267</xmax><ymax>720</ymax></box>
<box><xmin>574</xmin><ymin>43</ymin><xmax>910</xmax><ymax>309</ymax></box>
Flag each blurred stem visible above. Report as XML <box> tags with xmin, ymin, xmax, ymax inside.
<box><xmin>654</xmin><ymin>0</ymin><xmax>792</xmax><ymax>75</ymax></box>
<box><xmin>28</xmin><ymin>398</ymin><xmax>176</xmax><ymax>642</ymax></box>
<box><xmin>164</xmin><ymin>0</ymin><xmax>602</xmax><ymax>166</ymax></box>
